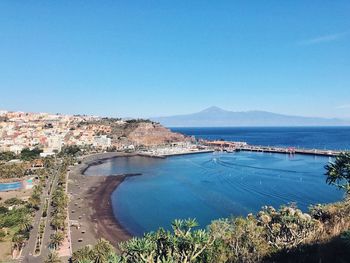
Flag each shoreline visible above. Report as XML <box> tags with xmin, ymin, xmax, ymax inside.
<box><xmin>68</xmin><ymin>149</ymin><xmax>216</xmax><ymax>252</ymax></box>
<box><xmin>89</xmin><ymin>174</ymin><xmax>133</xmax><ymax>247</ymax></box>
<box><xmin>138</xmin><ymin>149</ymin><xmax>214</xmax><ymax>158</ymax></box>
<box><xmin>69</xmin><ymin>152</ymin><xmax>136</xmax><ymax>252</ymax></box>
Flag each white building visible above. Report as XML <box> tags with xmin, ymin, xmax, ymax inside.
<box><xmin>93</xmin><ymin>135</ymin><xmax>111</xmax><ymax>149</ymax></box>
<box><xmin>47</xmin><ymin>136</ymin><xmax>63</xmax><ymax>152</ymax></box>
<box><xmin>9</xmin><ymin>145</ymin><xmax>24</xmax><ymax>154</ymax></box>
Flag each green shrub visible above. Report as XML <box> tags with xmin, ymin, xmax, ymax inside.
<box><xmin>4</xmin><ymin>197</ymin><xmax>24</xmax><ymax>207</ymax></box>
<box><xmin>209</xmin><ymin>216</ymin><xmax>270</xmax><ymax>263</ymax></box>
<box><xmin>257</xmin><ymin>205</ymin><xmax>317</xmax><ymax>250</ymax></box>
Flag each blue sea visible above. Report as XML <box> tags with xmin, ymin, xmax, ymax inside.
<box><xmin>85</xmin><ymin>126</ymin><xmax>349</xmax><ymax>236</ymax></box>
<box><xmin>171</xmin><ymin>126</ymin><xmax>350</xmax><ymax>150</ymax></box>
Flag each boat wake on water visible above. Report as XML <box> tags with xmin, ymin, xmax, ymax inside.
<box><xmin>215</xmin><ymin>157</ymin><xmax>313</xmax><ymax>174</ymax></box>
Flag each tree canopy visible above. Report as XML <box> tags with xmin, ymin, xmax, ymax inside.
<box><xmin>0</xmin><ymin>151</ymin><xmax>17</xmax><ymax>161</ymax></box>
<box><xmin>20</xmin><ymin>147</ymin><xmax>43</xmax><ymax>161</ymax></box>
<box><xmin>325</xmin><ymin>152</ymin><xmax>350</xmax><ymax>193</ymax></box>
<box><xmin>59</xmin><ymin>145</ymin><xmax>81</xmax><ymax>156</ymax></box>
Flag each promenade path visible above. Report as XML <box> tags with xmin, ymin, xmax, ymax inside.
<box><xmin>40</xmin><ymin>170</ymin><xmax>59</xmax><ymax>260</ymax></box>
<box><xmin>57</xmin><ymin>169</ymin><xmax>72</xmax><ymax>262</ymax></box>
<box><xmin>18</xmin><ymin>175</ymin><xmax>52</xmax><ymax>263</ymax></box>
<box><xmin>18</xmin><ymin>165</ymin><xmax>59</xmax><ymax>263</ymax></box>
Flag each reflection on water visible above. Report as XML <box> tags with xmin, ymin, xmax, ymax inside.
<box><xmin>85</xmin><ymin>152</ymin><xmax>344</xmax><ymax>236</ymax></box>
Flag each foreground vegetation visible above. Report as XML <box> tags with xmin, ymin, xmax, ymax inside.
<box><xmin>70</xmin><ymin>199</ymin><xmax>350</xmax><ymax>263</ymax></box>
<box><xmin>72</xmin><ymin>153</ymin><xmax>350</xmax><ymax>263</ymax></box>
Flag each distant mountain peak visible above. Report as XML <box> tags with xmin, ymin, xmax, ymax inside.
<box><xmin>151</xmin><ymin>106</ymin><xmax>350</xmax><ymax>127</ymax></box>
<box><xmin>200</xmin><ymin>106</ymin><xmax>226</xmax><ymax>113</ymax></box>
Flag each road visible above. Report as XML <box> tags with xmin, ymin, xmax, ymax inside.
<box><xmin>18</xmin><ymin>164</ymin><xmax>59</xmax><ymax>263</ymax></box>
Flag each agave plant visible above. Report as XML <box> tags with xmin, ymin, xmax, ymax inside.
<box><xmin>93</xmin><ymin>238</ymin><xmax>116</xmax><ymax>263</ymax></box>
<box><xmin>45</xmin><ymin>251</ymin><xmax>62</xmax><ymax>263</ymax></box>
<box><xmin>119</xmin><ymin>218</ymin><xmax>214</xmax><ymax>263</ymax></box>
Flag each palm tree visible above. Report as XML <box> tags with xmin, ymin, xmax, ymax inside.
<box><xmin>51</xmin><ymin>214</ymin><xmax>66</xmax><ymax>231</ymax></box>
<box><xmin>45</xmin><ymin>251</ymin><xmax>62</xmax><ymax>263</ymax></box>
<box><xmin>50</xmin><ymin>231</ymin><xmax>64</xmax><ymax>250</ymax></box>
<box><xmin>19</xmin><ymin>214</ymin><xmax>32</xmax><ymax>232</ymax></box>
<box><xmin>44</xmin><ymin>156</ymin><xmax>55</xmax><ymax>168</ymax></box>
<box><xmin>28</xmin><ymin>194</ymin><xmax>41</xmax><ymax>210</ymax></box>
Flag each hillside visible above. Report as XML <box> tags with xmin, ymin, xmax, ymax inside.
<box><xmin>85</xmin><ymin>119</ymin><xmax>186</xmax><ymax>146</ymax></box>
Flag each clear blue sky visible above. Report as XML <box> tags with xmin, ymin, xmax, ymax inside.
<box><xmin>0</xmin><ymin>1</ymin><xmax>349</xmax><ymax>118</ymax></box>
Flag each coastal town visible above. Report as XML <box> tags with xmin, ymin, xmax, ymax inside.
<box><xmin>0</xmin><ymin>109</ymin><xmax>205</xmax><ymax>262</ymax></box>
<box><xmin>0</xmin><ymin>109</ymin><xmax>188</xmax><ymax>155</ymax></box>
<box><xmin>1</xmin><ymin>109</ymin><xmax>349</xmax><ymax>263</ymax></box>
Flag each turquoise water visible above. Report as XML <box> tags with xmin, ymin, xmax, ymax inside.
<box><xmin>0</xmin><ymin>181</ymin><xmax>22</xmax><ymax>192</ymax></box>
<box><xmin>85</xmin><ymin>151</ymin><xmax>344</xmax><ymax>236</ymax></box>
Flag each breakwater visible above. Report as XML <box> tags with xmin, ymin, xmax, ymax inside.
<box><xmin>204</xmin><ymin>140</ymin><xmax>341</xmax><ymax>157</ymax></box>
<box><xmin>238</xmin><ymin>145</ymin><xmax>340</xmax><ymax>157</ymax></box>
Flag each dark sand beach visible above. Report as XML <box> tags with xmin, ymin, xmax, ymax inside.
<box><xmin>90</xmin><ymin>175</ymin><xmax>132</xmax><ymax>245</ymax></box>
<box><xmin>68</xmin><ymin>152</ymin><xmax>134</xmax><ymax>252</ymax></box>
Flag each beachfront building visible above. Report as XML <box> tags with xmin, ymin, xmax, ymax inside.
<box><xmin>93</xmin><ymin>135</ymin><xmax>112</xmax><ymax>149</ymax></box>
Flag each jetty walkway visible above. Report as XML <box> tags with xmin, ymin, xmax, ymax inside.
<box><xmin>204</xmin><ymin>140</ymin><xmax>341</xmax><ymax>157</ymax></box>
<box><xmin>238</xmin><ymin>145</ymin><xmax>340</xmax><ymax>157</ymax></box>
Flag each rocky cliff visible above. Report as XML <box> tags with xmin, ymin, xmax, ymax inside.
<box><xmin>127</xmin><ymin>122</ymin><xmax>185</xmax><ymax>146</ymax></box>
<box><xmin>82</xmin><ymin>118</ymin><xmax>186</xmax><ymax>147</ymax></box>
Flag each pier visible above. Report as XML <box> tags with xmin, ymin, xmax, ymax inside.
<box><xmin>204</xmin><ymin>140</ymin><xmax>341</xmax><ymax>157</ymax></box>
<box><xmin>238</xmin><ymin>145</ymin><xmax>340</xmax><ymax>157</ymax></box>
